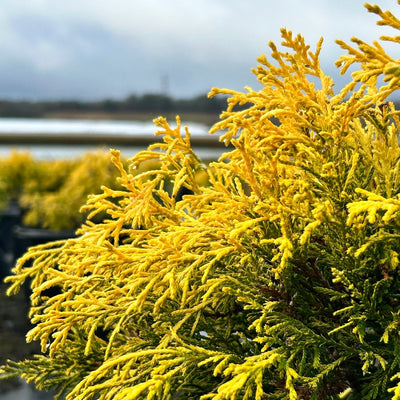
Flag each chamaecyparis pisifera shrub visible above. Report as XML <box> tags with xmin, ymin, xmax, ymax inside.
<box><xmin>0</xmin><ymin>151</ymin><xmax>36</xmax><ymax>211</ymax></box>
<box><xmin>18</xmin><ymin>157</ymin><xmax>80</xmax><ymax>229</ymax></box>
<box><xmin>20</xmin><ymin>151</ymin><xmax>125</xmax><ymax>231</ymax></box>
<box><xmin>4</xmin><ymin>2</ymin><xmax>400</xmax><ymax>399</ymax></box>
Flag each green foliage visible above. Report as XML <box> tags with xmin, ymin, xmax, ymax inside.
<box><xmin>4</xmin><ymin>2</ymin><xmax>400</xmax><ymax>399</ymax></box>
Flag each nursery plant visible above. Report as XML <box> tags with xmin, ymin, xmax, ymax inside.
<box><xmin>0</xmin><ymin>150</ymin><xmax>126</xmax><ymax>231</ymax></box>
<box><xmin>4</xmin><ymin>2</ymin><xmax>400</xmax><ymax>399</ymax></box>
<box><xmin>0</xmin><ymin>151</ymin><xmax>36</xmax><ymax>211</ymax></box>
<box><xmin>20</xmin><ymin>151</ymin><xmax>125</xmax><ymax>231</ymax></box>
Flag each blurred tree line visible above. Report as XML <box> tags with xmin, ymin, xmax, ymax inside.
<box><xmin>0</xmin><ymin>93</ymin><xmax>228</xmax><ymax>118</ymax></box>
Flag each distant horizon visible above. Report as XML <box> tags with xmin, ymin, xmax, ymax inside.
<box><xmin>0</xmin><ymin>90</ymin><xmax>222</xmax><ymax>103</ymax></box>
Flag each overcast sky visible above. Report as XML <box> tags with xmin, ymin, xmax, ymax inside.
<box><xmin>0</xmin><ymin>0</ymin><xmax>398</xmax><ymax>100</ymax></box>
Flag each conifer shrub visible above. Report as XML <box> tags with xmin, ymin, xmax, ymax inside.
<box><xmin>20</xmin><ymin>151</ymin><xmax>124</xmax><ymax>231</ymax></box>
<box><xmin>0</xmin><ymin>151</ymin><xmax>36</xmax><ymax>210</ymax></box>
<box><xmin>0</xmin><ymin>151</ymin><xmax>127</xmax><ymax>231</ymax></box>
<box><xmin>18</xmin><ymin>157</ymin><xmax>80</xmax><ymax>229</ymax></box>
<box><xmin>4</xmin><ymin>3</ymin><xmax>400</xmax><ymax>399</ymax></box>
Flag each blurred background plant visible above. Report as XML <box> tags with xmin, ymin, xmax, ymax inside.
<box><xmin>20</xmin><ymin>152</ymin><xmax>123</xmax><ymax>231</ymax></box>
<box><xmin>0</xmin><ymin>150</ymin><xmax>124</xmax><ymax>231</ymax></box>
<box><xmin>0</xmin><ymin>152</ymin><xmax>36</xmax><ymax>212</ymax></box>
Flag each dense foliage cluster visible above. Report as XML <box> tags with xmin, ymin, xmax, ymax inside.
<box><xmin>3</xmin><ymin>2</ymin><xmax>400</xmax><ymax>399</ymax></box>
<box><xmin>0</xmin><ymin>151</ymin><xmax>123</xmax><ymax>230</ymax></box>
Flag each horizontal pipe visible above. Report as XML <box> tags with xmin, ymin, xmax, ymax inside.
<box><xmin>0</xmin><ymin>133</ymin><xmax>223</xmax><ymax>147</ymax></box>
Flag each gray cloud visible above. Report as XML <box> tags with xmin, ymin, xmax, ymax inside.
<box><xmin>0</xmin><ymin>0</ymin><xmax>396</xmax><ymax>100</ymax></box>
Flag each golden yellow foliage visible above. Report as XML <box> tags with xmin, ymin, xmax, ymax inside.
<box><xmin>4</xmin><ymin>2</ymin><xmax>400</xmax><ymax>399</ymax></box>
<box><xmin>0</xmin><ymin>151</ymin><xmax>35</xmax><ymax>208</ymax></box>
<box><xmin>20</xmin><ymin>151</ymin><xmax>123</xmax><ymax>230</ymax></box>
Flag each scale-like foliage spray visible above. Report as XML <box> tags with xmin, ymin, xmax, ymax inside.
<box><xmin>3</xmin><ymin>2</ymin><xmax>400</xmax><ymax>399</ymax></box>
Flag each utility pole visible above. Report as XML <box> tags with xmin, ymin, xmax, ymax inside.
<box><xmin>161</xmin><ymin>74</ymin><xmax>170</xmax><ymax>96</ymax></box>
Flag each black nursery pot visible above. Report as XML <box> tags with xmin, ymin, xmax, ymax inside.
<box><xmin>0</xmin><ymin>200</ymin><xmax>21</xmax><ymax>280</ymax></box>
